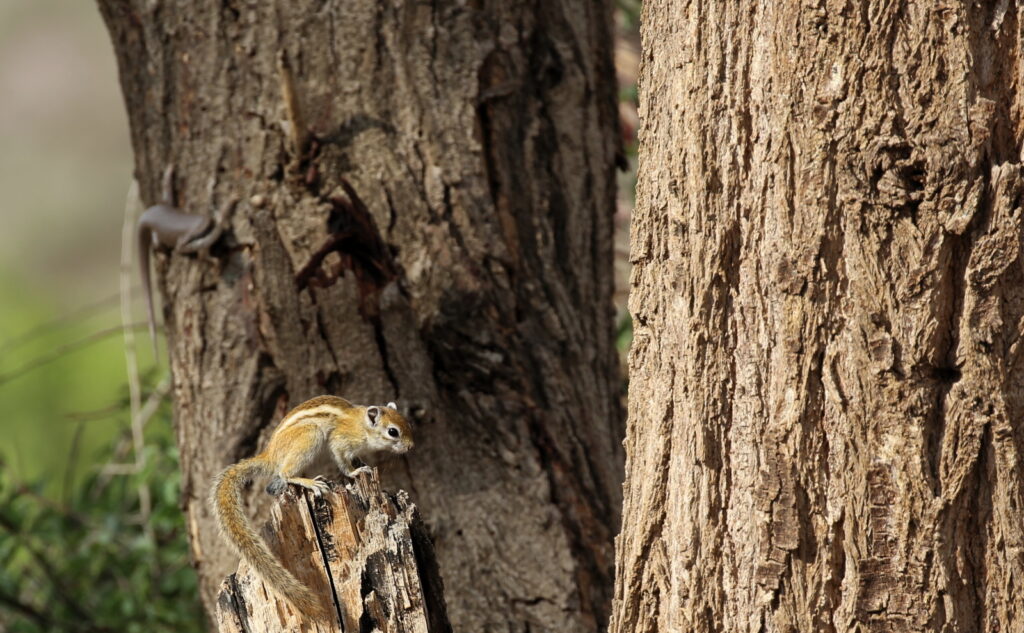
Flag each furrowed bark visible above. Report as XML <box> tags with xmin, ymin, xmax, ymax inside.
<box><xmin>97</xmin><ymin>1</ymin><xmax>623</xmax><ymax>630</ymax></box>
<box><xmin>613</xmin><ymin>2</ymin><xmax>1024</xmax><ymax>632</ymax></box>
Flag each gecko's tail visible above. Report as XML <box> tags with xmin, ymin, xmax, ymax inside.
<box><xmin>211</xmin><ymin>456</ymin><xmax>329</xmax><ymax>619</ymax></box>
<box><xmin>137</xmin><ymin>226</ymin><xmax>159</xmax><ymax>360</ymax></box>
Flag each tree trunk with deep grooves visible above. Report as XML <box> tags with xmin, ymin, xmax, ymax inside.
<box><xmin>613</xmin><ymin>2</ymin><xmax>1024</xmax><ymax>632</ymax></box>
<box><xmin>97</xmin><ymin>2</ymin><xmax>623</xmax><ymax>631</ymax></box>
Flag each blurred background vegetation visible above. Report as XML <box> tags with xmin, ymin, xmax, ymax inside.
<box><xmin>0</xmin><ymin>1</ymin><xmax>639</xmax><ymax>630</ymax></box>
<box><xmin>0</xmin><ymin>0</ymin><xmax>135</xmax><ymax>494</ymax></box>
<box><xmin>0</xmin><ymin>2</ymin><xmax>199</xmax><ymax>630</ymax></box>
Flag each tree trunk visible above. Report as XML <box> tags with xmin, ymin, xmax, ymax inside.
<box><xmin>97</xmin><ymin>2</ymin><xmax>623</xmax><ymax>631</ymax></box>
<box><xmin>613</xmin><ymin>2</ymin><xmax>1024</xmax><ymax>633</ymax></box>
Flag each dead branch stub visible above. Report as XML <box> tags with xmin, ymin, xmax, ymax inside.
<box><xmin>215</xmin><ymin>471</ymin><xmax>450</xmax><ymax>633</ymax></box>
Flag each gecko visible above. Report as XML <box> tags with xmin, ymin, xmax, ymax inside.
<box><xmin>137</xmin><ymin>164</ymin><xmax>237</xmax><ymax>354</ymax></box>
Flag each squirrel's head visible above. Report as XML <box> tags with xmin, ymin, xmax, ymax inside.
<box><xmin>363</xmin><ymin>401</ymin><xmax>414</xmax><ymax>454</ymax></box>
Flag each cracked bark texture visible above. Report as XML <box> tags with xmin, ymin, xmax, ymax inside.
<box><xmin>97</xmin><ymin>1</ymin><xmax>623</xmax><ymax>631</ymax></box>
<box><xmin>612</xmin><ymin>2</ymin><xmax>1024</xmax><ymax>633</ymax></box>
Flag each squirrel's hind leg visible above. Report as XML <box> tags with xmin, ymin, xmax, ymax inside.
<box><xmin>267</xmin><ymin>425</ymin><xmax>329</xmax><ymax>495</ymax></box>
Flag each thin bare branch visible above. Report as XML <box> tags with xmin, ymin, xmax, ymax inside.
<box><xmin>119</xmin><ymin>178</ymin><xmax>154</xmax><ymax>544</ymax></box>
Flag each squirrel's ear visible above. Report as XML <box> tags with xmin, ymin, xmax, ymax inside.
<box><xmin>386</xmin><ymin>401</ymin><xmax>397</xmax><ymax>410</ymax></box>
<box><xmin>366</xmin><ymin>406</ymin><xmax>381</xmax><ymax>425</ymax></box>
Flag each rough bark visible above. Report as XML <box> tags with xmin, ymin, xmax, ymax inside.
<box><xmin>613</xmin><ymin>2</ymin><xmax>1024</xmax><ymax>633</ymax></box>
<box><xmin>97</xmin><ymin>1</ymin><xmax>623</xmax><ymax>631</ymax></box>
<box><xmin>215</xmin><ymin>472</ymin><xmax>450</xmax><ymax>633</ymax></box>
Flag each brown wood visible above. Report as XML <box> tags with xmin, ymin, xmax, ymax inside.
<box><xmin>215</xmin><ymin>471</ymin><xmax>449</xmax><ymax>633</ymax></box>
<box><xmin>612</xmin><ymin>2</ymin><xmax>1024</xmax><ymax>632</ymax></box>
<box><xmin>97</xmin><ymin>1</ymin><xmax>624</xmax><ymax>630</ymax></box>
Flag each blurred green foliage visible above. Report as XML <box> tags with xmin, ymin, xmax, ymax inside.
<box><xmin>0</xmin><ymin>272</ymin><xmax>158</xmax><ymax>497</ymax></box>
<box><xmin>0</xmin><ymin>400</ymin><xmax>204</xmax><ymax>633</ymax></box>
<box><xmin>616</xmin><ymin>312</ymin><xmax>634</xmax><ymax>355</ymax></box>
<box><xmin>0</xmin><ymin>1</ymin><xmax>191</xmax><ymax>627</ymax></box>
<box><xmin>0</xmin><ymin>0</ymin><xmax>140</xmax><ymax>500</ymax></box>
<box><xmin>617</xmin><ymin>0</ymin><xmax>641</xmax><ymax>30</ymax></box>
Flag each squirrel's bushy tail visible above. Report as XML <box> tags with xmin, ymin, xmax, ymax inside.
<box><xmin>211</xmin><ymin>457</ymin><xmax>326</xmax><ymax>618</ymax></box>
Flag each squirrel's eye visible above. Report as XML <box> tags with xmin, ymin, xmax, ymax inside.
<box><xmin>387</xmin><ymin>427</ymin><xmax>399</xmax><ymax>439</ymax></box>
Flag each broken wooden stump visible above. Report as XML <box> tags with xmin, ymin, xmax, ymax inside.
<box><xmin>215</xmin><ymin>470</ymin><xmax>450</xmax><ymax>633</ymax></box>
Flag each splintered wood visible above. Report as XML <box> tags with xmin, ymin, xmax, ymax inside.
<box><xmin>215</xmin><ymin>471</ymin><xmax>450</xmax><ymax>633</ymax></box>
